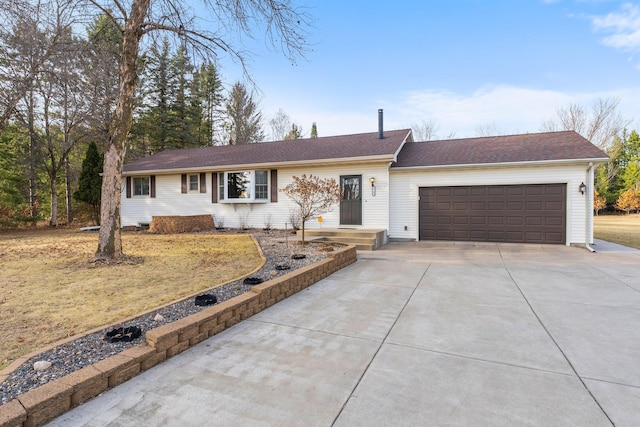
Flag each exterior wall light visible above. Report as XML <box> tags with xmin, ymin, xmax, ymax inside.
<box><xmin>369</xmin><ymin>177</ymin><xmax>376</xmax><ymax>197</ymax></box>
<box><xmin>579</xmin><ymin>182</ymin><xmax>586</xmax><ymax>195</ymax></box>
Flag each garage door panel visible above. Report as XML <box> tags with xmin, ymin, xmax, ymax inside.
<box><xmin>544</xmin><ymin>232</ymin><xmax>564</xmax><ymax>243</ymax></box>
<box><xmin>470</xmin><ymin>216</ymin><xmax>486</xmax><ymax>225</ymax></box>
<box><xmin>507</xmin><ymin>187</ymin><xmax>524</xmax><ymax>196</ymax></box>
<box><xmin>469</xmin><ymin>230</ymin><xmax>487</xmax><ymax>240</ymax></box>
<box><xmin>526</xmin><ymin>201</ymin><xmax>544</xmax><ymax>211</ymax></box>
<box><xmin>506</xmin><ymin>201</ymin><xmax>523</xmax><ymax>210</ymax></box>
<box><xmin>419</xmin><ymin>184</ymin><xmax>565</xmax><ymax>244</ymax></box>
<box><xmin>488</xmin><ymin>216</ymin><xmax>505</xmax><ymax>225</ymax></box>
<box><xmin>525</xmin><ymin>217</ymin><xmax>543</xmax><ymax>226</ymax></box>
<box><xmin>506</xmin><ymin>216</ymin><xmax>523</xmax><ymax>226</ymax></box>
<box><xmin>453</xmin><ymin>216</ymin><xmax>469</xmax><ymax>225</ymax></box>
<box><xmin>545</xmin><ymin>201</ymin><xmax>564</xmax><ymax>211</ymax></box>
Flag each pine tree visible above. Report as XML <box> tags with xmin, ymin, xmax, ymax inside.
<box><xmin>284</xmin><ymin>123</ymin><xmax>303</xmax><ymax>140</ymax></box>
<box><xmin>225</xmin><ymin>82</ymin><xmax>264</xmax><ymax>145</ymax></box>
<box><xmin>310</xmin><ymin>122</ymin><xmax>318</xmax><ymax>138</ymax></box>
<box><xmin>74</xmin><ymin>141</ymin><xmax>103</xmax><ymax>224</ymax></box>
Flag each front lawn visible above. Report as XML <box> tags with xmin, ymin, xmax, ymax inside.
<box><xmin>594</xmin><ymin>213</ymin><xmax>640</xmax><ymax>250</ymax></box>
<box><xmin>0</xmin><ymin>229</ymin><xmax>262</xmax><ymax>370</ymax></box>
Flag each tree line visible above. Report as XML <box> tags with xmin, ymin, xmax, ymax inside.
<box><xmin>0</xmin><ymin>4</ymin><xmax>314</xmax><ymax>228</ymax></box>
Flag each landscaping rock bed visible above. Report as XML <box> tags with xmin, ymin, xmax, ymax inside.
<box><xmin>0</xmin><ymin>232</ymin><xmax>339</xmax><ymax>406</ymax></box>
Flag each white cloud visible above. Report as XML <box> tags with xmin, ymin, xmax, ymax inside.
<box><xmin>592</xmin><ymin>3</ymin><xmax>640</xmax><ymax>50</ymax></box>
<box><xmin>386</xmin><ymin>84</ymin><xmax>640</xmax><ymax>139</ymax></box>
<box><xmin>261</xmin><ymin>85</ymin><xmax>640</xmax><ymax>140</ymax></box>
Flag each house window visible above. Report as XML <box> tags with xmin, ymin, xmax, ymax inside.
<box><xmin>221</xmin><ymin>170</ymin><xmax>269</xmax><ymax>202</ymax></box>
<box><xmin>133</xmin><ymin>177</ymin><xmax>150</xmax><ymax>196</ymax></box>
<box><xmin>189</xmin><ymin>174</ymin><xmax>199</xmax><ymax>192</ymax></box>
<box><xmin>227</xmin><ymin>171</ymin><xmax>251</xmax><ymax>199</ymax></box>
<box><xmin>255</xmin><ymin>171</ymin><xmax>268</xmax><ymax>199</ymax></box>
<box><xmin>219</xmin><ymin>172</ymin><xmax>225</xmax><ymax>201</ymax></box>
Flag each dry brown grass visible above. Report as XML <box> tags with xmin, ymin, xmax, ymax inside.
<box><xmin>594</xmin><ymin>213</ymin><xmax>640</xmax><ymax>249</ymax></box>
<box><xmin>0</xmin><ymin>229</ymin><xmax>263</xmax><ymax>369</ymax></box>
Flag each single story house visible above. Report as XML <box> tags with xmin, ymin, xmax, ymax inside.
<box><xmin>121</xmin><ymin>113</ymin><xmax>608</xmax><ymax>247</ymax></box>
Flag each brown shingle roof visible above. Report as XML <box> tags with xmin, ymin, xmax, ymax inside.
<box><xmin>393</xmin><ymin>131</ymin><xmax>608</xmax><ymax>168</ymax></box>
<box><xmin>124</xmin><ymin>129</ymin><xmax>412</xmax><ymax>173</ymax></box>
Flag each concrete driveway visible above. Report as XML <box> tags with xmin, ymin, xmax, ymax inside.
<box><xmin>49</xmin><ymin>240</ymin><xmax>640</xmax><ymax>426</ymax></box>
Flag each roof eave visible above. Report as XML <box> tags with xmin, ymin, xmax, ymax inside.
<box><xmin>122</xmin><ymin>154</ymin><xmax>396</xmax><ymax>176</ymax></box>
<box><xmin>391</xmin><ymin>157</ymin><xmax>610</xmax><ymax>172</ymax></box>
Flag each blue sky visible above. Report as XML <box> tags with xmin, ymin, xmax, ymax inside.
<box><xmin>216</xmin><ymin>0</ymin><xmax>640</xmax><ymax>139</ymax></box>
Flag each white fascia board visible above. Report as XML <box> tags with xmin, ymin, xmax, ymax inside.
<box><xmin>392</xmin><ymin>131</ymin><xmax>413</xmax><ymax>163</ymax></box>
<box><xmin>122</xmin><ymin>155</ymin><xmax>395</xmax><ymax>176</ymax></box>
<box><xmin>391</xmin><ymin>157</ymin><xmax>610</xmax><ymax>173</ymax></box>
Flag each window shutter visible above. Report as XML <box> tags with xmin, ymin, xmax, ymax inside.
<box><xmin>200</xmin><ymin>172</ymin><xmax>206</xmax><ymax>193</ymax></box>
<box><xmin>150</xmin><ymin>175</ymin><xmax>156</xmax><ymax>198</ymax></box>
<box><xmin>181</xmin><ymin>174</ymin><xmax>187</xmax><ymax>194</ymax></box>
<box><xmin>126</xmin><ymin>176</ymin><xmax>131</xmax><ymax>198</ymax></box>
<box><xmin>211</xmin><ymin>173</ymin><xmax>218</xmax><ymax>203</ymax></box>
<box><xmin>270</xmin><ymin>170</ymin><xmax>278</xmax><ymax>202</ymax></box>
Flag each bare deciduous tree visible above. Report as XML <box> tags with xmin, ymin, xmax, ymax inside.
<box><xmin>281</xmin><ymin>174</ymin><xmax>341</xmax><ymax>245</ymax></box>
<box><xmin>74</xmin><ymin>0</ymin><xmax>310</xmax><ymax>260</ymax></box>
<box><xmin>412</xmin><ymin>118</ymin><xmax>440</xmax><ymax>141</ymax></box>
<box><xmin>540</xmin><ymin>97</ymin><xmax>630</xmax><ymax>149</ymax></box>
<box><xmin>269</xmin><ymin>108</ymin><xmax>291</xmax><ymax>141</ymax></box>
<box><xmin>475</xmin><ymin>122</ymin><xmax>503</xmax><ymax>137</ymax></box>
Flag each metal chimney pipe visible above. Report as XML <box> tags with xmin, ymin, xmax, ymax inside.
<box><xmin>378</xmin><ymin>109</ymin><xmax>384</xmax><ymax>139</ymax></box>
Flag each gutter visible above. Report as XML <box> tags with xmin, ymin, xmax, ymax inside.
<box><xmin>585</xmin><ymin>162</ymin><xmax>596</xmax><ymax>252</ymax></box>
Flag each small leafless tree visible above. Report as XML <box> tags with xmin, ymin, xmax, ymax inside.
<box><xmin>269</xmin><ymin>108</ymin><xmax>291</xmax><ymax>141</ymax></box>
<box><xmin>281</xmin><ymin>174</ymin><xmax>341</xmax><ymax>245</ymax></box>
<box><xmin>412</xmin><ymin>118</ymin><xmax>440</xmax><ymax>141</ymax></box>
<box><xmin>475</xmin><ymin>122</ymin><xmax>503</xmax><ymax>137</ymax></box>
<box><xmin>288</xmin><ymin>210</ymin><xmax>301</xmax><ymax>231</ymax></box>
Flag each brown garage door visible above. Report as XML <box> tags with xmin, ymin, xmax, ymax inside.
<box><xmin>419</xmin><ymin>184</ymin><xmax>566</xmax><ymax>244</ymax></box>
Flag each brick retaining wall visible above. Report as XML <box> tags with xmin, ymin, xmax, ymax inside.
<box><xmin>0</xmin><ymin>246</ymin><xmax>356</xmax><ymax>427</ymax></box>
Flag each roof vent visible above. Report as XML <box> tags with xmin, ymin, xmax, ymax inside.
<box><xmin>378</xmin><ymin>109</ymin><xmax>384</xmax><ymax>139</ymax></box>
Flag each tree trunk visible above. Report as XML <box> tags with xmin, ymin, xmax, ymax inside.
<box><xmin>96</xmin><ymin>0</ymin><xmax>150</xmax><ymax>259</ymax></box>
<box><xmin>27</xmin><ymin>90</ymin><xmax>38</xmax><ymax>223</ymax></box>
<box><xmin>65</xmin><ymin>156</ymin><xmax>73</xmax><ymax>224</ymax></box>
<box><xmin>49</xmin><ymin>178</ymin><xmax>58</xmax><ymax>226</ymax></box>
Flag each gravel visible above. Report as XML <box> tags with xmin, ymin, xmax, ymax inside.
<box><xmin>0</xmin><ymin>231</ymin><xmax>339</xmax><ymax>405</ymax></box>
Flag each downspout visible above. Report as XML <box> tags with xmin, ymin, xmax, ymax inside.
<box><xmin>585</xmin><ymin>162</ymin><xmax>596</xmax><ymax>252</ymax></box>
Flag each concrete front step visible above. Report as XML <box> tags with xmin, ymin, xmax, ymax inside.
<box><xmin>297</xmin><ymin>229</ymin><xmax>387</xmax><ymax>250</ymax></box>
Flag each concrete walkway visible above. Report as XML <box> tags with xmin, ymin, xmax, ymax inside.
<box><xmin>49</xmin><ymin>241</ymin><xmax>640</xmax><ymax>426</ymax></box>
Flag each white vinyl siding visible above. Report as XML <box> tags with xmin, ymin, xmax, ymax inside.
<box><xmin>389</xmin><ymin>163</ymin><xmax>591</xmax><ymax>245</ymax></box>
<box><xmin>121</xmin><ymin>162</ymin><xmax>391</xmax><ymax>231</ymax></box>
